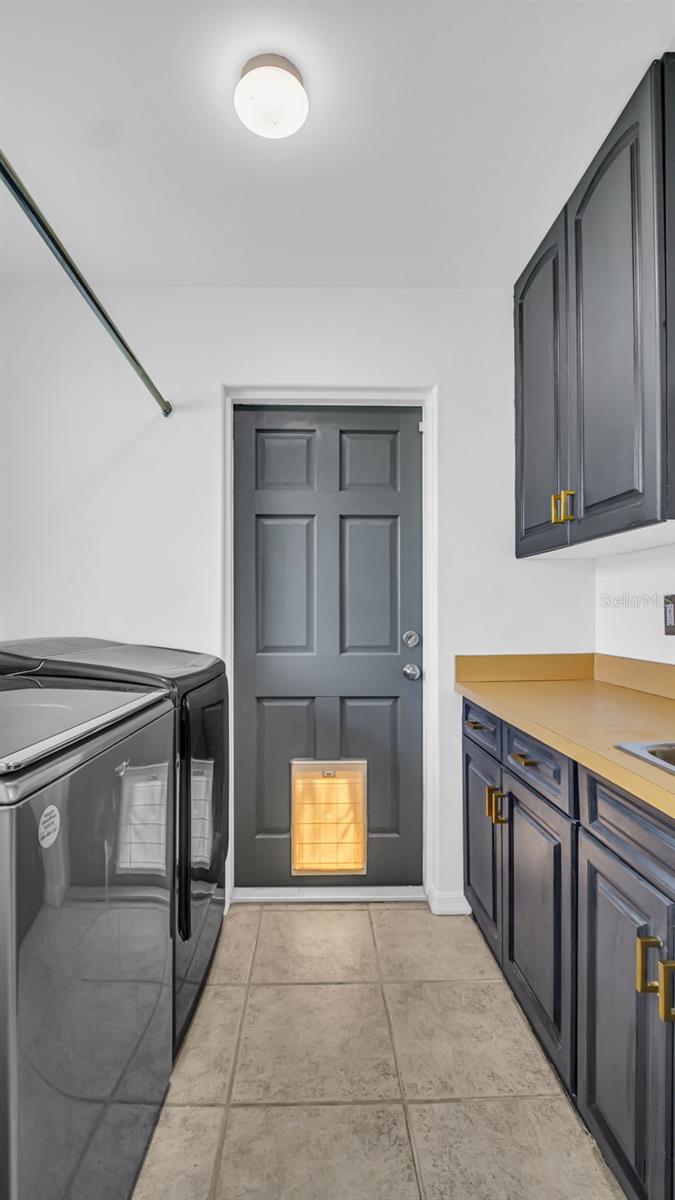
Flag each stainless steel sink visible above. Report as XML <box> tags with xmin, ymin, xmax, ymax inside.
<box><xmin>618</xmin><ymin>742</ymin><xmax>675</xmax><ymax>775</ymax></box>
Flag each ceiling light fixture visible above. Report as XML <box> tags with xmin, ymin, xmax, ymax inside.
<box><xmin>234</xmin><ymin>54</ymin><xmax>309</xmax><ymax>139</ymax></box>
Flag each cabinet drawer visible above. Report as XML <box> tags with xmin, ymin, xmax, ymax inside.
<box><xmin>580</xmin><ymin>768</ymin><xmax>675</xmax><ymax>901</ymax></box>
<box><xmin>504</xmin><ymin>724</ymin><xmax>576</xmax><ymax>816</ymax></box>
<box><xmin>462</xmin><ymin>700</ymin><xmax>501</xmax><ymax>759</ymax></box>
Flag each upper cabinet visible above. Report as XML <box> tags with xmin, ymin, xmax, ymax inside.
<box><xmin>568</xmin><ymin>65</ymin><xmax>664</xmax><ymax>542</ymax></box>
<box><xmin>514</xmin><ymin>212</ymin><xmax>569</xmax><ymax>555</ymax></box>
<box><xmin>515</xmin><ymin>57</ymin><xmax>673</xmax><ymax>558</ymax></box>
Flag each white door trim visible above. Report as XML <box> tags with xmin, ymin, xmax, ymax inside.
<box><xmin>222</xmin><ymin>384</ymin><xmax>444</xmax><ymax>912</ymax></box>
<box><xmin>232</xmin><ymin>886</ymin><xmax>427</xmax><ymax>904</ymax></box>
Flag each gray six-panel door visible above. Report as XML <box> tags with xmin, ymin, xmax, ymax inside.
<box><xmin>234</xmin><ymin>407</ymin><xmax>423</xmax><ymax>887</ymax></box>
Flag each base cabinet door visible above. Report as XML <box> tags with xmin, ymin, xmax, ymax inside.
<box><xmin>578</xmin><ymin>830</ymin><xmax>673</xmax><ymax>1200</ymax></box>
<box><xmin>463</xmin><ymin>737</ymin><xmax>502</xmax><ymax>961</ymax></box>
<box><xmin>502</xmin><ymin>774</ymin><xmax>576</xmax><ymax>1091</ymax></box>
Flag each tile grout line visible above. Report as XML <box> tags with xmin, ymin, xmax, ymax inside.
<box><xmin>367</xmin><ymin>905</ymin><xmax>427</xmax><ymax>1200</ymax></box>
<box><xmin>206</xmin><ymin>904</ymin><xmax>264</xmax><ymax>1200</ymax></box>
<box><xmin>225</xmin><ymin>1090</ymin><xmax>564</xmax><ymax>1108</ymax></box>
<box><xmin>207</xmin><ymin>975</ymin><xmax>504</xmax><ymax>987</ymax></box>
<box><xmin>162</xmin><ymin>1089</ymin><xmax>566</xmax><ymax>1110</ymax></box>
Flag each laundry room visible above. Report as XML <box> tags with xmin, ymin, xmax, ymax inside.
<box><xmin>1</xmin><ymin>3</ymin><xmax>674</xmax><ymax>1198</ymax></box>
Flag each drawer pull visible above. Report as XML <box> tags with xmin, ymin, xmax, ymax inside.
<box><xmin>635</xmin><ymin>935</ymin><xmax>661</xmax><ymax>995</ymax></box>
<box><xmin>467</xmin><ymin>719</ymin><xmax>485</xmax><ymax>731</ymax></box>
<box><xmin>551</xmin><ymin>492</ymin><xmax>562</xmax><ymax>524</ymax></box>
<box><xmin>512</xmin><ymin>751</ymin><xmax>537</xmax><ymax>768</ymax></box>
<box><xmin>658</xmin><ymin>961</ymin><xmax>675</xmax><ymax>1023</ymax></box>
<box><xmin>485</xmin><ymin>785</ymin><xmax>508</xmax><ymax>826</ymax></box>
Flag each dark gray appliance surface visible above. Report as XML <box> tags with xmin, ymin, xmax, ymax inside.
<box><xmin>0</xmin><ymin>637</ymin><xmax>221</xmax><ymax>697</ymax></box>
<box><xmin>0</xmin><ymin>676</ymin><xmax>167</xmax><ymax>776</ymax></box>
<box><xmin>0</xmin><ymin>639</ymin><xmax>229</xmax><ymax>1054</ymax></box>
<box><xmin>0</xmin><ymin>686</ymin><xmax>175</xmax><ymax>1200</ymax></box>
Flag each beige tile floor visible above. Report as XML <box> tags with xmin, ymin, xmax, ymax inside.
<box><xmin>133</xmin><ymin>903</ymin><xmax>624</xmax><ymax>1200</ymax></box>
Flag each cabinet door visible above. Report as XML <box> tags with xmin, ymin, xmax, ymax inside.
<box><xmin>568</xmin><ymin>63</ymin><xmax>665</xmax><ymax>542</ymax></box>
<box><xmin>514</xmin><ymin>211</ymin><xmax>570</xmax><ymax>556</ymax></box>
<box><xmin>578</xmin><ymin>830</ymin><xmax>673</xmax><ymax>1200</ymax></box>
<box><xmin>502</xmin><ymin>774</ymin><xmax>576</xmax><ymax>1091</ymax></box>
<box><xmin>463</xmin><ymin>737</ymin><xmax>502</xmax><ymax>960</ymax></box>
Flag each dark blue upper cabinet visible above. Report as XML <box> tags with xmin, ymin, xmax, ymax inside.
<box><xmin>514</xmin><ymin>55</ymin><xmax>675</xmax><ymax>558</ymax></box>
<box><xmin>666</xmin><ymin>54</ymin><xmax>675</xmax><ymax>521</ymax></box>
<box><xmin>568</xmin><ymin>63</ymin><xmax>665</xmax><ymax>543</ymax></box>
<box><xmin>577</xmin><ymin>828</ymin><xmax>673</xmax><ymax>1200</ymax></box>
<box><xmin>514</xmin><ymin>211</ymin><xmax>570</xmax><ymax>556</ymax></box>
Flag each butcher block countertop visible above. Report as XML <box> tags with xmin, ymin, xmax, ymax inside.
<box><xmin>455</xmin><ymin>654</ymin><xmax>675</xmax><ymax>823</ymax></box>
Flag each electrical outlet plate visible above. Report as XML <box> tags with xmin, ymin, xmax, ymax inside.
<box><xmin>665</xmin><ymin>595</ymin><xmax>675</xmax><ymax>636</ymax></box>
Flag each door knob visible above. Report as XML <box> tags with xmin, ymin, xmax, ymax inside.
<box><xmin>402</xmin><ymin>663</ymin><xmax>421</xmax><ymax>681</ymax></box>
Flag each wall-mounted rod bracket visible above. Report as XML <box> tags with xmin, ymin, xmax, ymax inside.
<box><xmin>0</xmin><ymin>148</ymin><xmax>173</xmax><ymax>417</ymax></box>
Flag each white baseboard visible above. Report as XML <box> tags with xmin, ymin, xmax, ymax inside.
<box><xmin>426</xmin><ymin>887</ymin><xmax>471</xmax><ymax>916</ymax></box>
<box><xmin>231</xmin><ymin>885</ymin><xmax>428</xmax><ymax>904</ymax></box>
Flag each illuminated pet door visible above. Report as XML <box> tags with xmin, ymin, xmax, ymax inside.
<box><xmin>291</xmin><ymin>759</ymin><xmax>367</xmax><ymax>876</ymax></box>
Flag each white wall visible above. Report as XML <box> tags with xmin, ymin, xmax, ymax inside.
<box><xmin>595</xmin><ymin>545</ymin><xmax>675</xmax><ymax>664</ymax></box>
<box><xmin>0</xmin><ymin>284</ymin><xmax>596</xmax><ymax>906</ymax></box>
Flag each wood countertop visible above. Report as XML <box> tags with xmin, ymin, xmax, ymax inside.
<box><xmin>455</xmin><ymin>656</ymin><xmax>675</xmax><ymax>823</ymax></box>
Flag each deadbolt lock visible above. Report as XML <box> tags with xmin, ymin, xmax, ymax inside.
<box><xmin>402</xmin><ymin>630</ymin><xmax>420</xmax><ymax>649</ymax></box>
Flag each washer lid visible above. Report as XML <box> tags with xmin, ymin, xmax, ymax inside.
<box><xmin>0</xmin><ymin>637</ymin><xmax>222</xmax><ymax>689</ymax></box>
<box><xmin>49</xmin><ymin>642</ymin><xmax>220</xmax><ymax>679</ymax></box>
<box><xmin>0</xmin><ymin>676</ymin><xmax>168</xmax><ymax>774</ymax></box>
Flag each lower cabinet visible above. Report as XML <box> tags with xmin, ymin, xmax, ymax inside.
<box><xmin>502</xmin><ymin>772</ymin><xmax>575</xmax><ymax>1091</ymax></box>
<box><xmin>462</xmin><ymin>737</ymin><xmax>502</xmax><ymax>959</ymax></box>
<box><xmin>577</xmin><ymin>829</ymin><xmax>674</xmax><ymax>1200</ymax></box>
<box><xmin>462</xmin><ymin>707</ymin><xmax>675</xmax><ymax>1200</ymax></box>
<box><xmin>463</xmin><ymin>741</ymin><xmax>576</xmax><ymax>1092</ymax></box>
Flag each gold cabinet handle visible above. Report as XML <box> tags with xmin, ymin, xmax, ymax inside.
<box><xmin>467</xmin><ymin>719</ymin><xmax>484</xmax><ymax>730</ymax></box>
<box><xmin>512</xmin><ymin>751</ymin><xmax>537</xmax><ymax>768</ymax></box>
<box><xmin>551</xmin><ymin>493</ymin><xmax>562</xmax><ymax>524</ymax></box>
<box><xmin>492</xmin><ymin>791</ymin><xmax>508</xmax><ymax>825</ymax></box>
<box><xmin>658</xmin><ymin>960</ymin><xmax>675</xmax><ymax>1022</ymax></box>
<box><xmin>484</xmin><ymin>784</ymin><xmax>494</xmax><ymax>819</ymax></box>
<box><xmin>485</xmin><ymin>785</ymin><xmax>508</xmax><ymax>826</ymax></box>
<box><xmin>560</xmin><ymin>489</ymin><xmax>575</xmax><ymax>522</ymax></box>
<box><xmin>636</xmin><ymin>935</ymin><xmax>661</xmax><ymax>994</ymax></box>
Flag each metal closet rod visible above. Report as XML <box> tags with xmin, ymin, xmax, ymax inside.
<box><xmin>0</xmin><ymin>148</ymin><xmax>173</xmax><ymax>417</ymax></box>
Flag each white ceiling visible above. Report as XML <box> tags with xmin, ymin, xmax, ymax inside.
<box><xmin>1</xmin><ymin>0</ymin><xmax>674</xmax><ymax>287</ymax></box>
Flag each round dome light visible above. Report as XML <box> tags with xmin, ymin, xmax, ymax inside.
<box><xmin>234</xmin><ymin>54</ymin><xmax>309</xmax><ymax>140</ymax></box>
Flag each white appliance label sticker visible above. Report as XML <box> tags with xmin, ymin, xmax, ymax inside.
<box><xmin>38</xmin><ymin>805</ymin><xmax>60</xmax><ymax>849</ymax></box>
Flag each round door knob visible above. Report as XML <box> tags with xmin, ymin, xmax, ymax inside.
<box><xmin>402</xmin><ymin>663</ymin><xmax>421</xmax><ymax>681</ymax></box>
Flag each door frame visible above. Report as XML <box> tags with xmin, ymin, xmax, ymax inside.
<box><xmin>222</xmin><ymin>384</ymin><xmax>441</xmax><ymax>909</ymax></box>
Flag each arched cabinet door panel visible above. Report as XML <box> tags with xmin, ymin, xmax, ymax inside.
<box><xmin>577</xmin><ymin>830</ymin><xmax>673</xmax><ymax>1200</ymax></box>
<box><xmin>567</xmin><ymin>63</ymin><xmax>665</xmax><ymax>543</ymax></box>
<box><xmin>462</xmin><ymin>737</ymin><xmax>502</xmax><ymax>961</ymax></box>
<box><xmin>501</xmin><ymin>774</ymin><xmax>575</xmax><ymax>1092</ymax></box>
<box><xmin>514</xmin><ymin>210</ymin><xmax>570</xmax><ymax>557</ymax></box>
